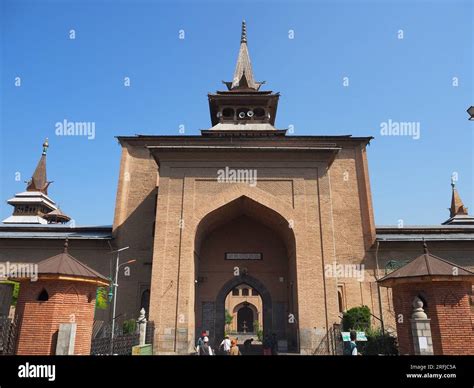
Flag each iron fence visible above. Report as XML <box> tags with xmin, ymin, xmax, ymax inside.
<box><xmin>312</xmin><ymin>324</ymin><xmax>344</xmax><ymax>355</ymax></box>
<box><xmin>90</xmin><ymin>320</ymin><xmax>154</xmax><ymax>355</ymax></box>
<box><xmin>0</xmin><ymin>314</ymin><xmax>20</xmax><ymax>355</ymax></box>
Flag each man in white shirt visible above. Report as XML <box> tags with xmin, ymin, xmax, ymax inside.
<box><xmin>219</xmin><ymin>335</ymin><xmax>231</xmax><ymax>355</ymax></box>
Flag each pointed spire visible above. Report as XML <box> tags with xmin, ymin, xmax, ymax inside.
<box><xmin>64</xmin><ymin>237</ymin><xmax>69</xmax><ymax>253</ymax></box>
<box><xmin>241</xmin><ymin>20</ymin><xmax>247</xmax><ymax>43</ymax></box>
<box><xmin>449</xmin><ymin>178</ymin><xmax>468</xmax><ymax>218</ymax></box>
<box><xmin>224</xmin><ymin>21</ymin><xmax>264</xmax><ymax>91</ymax></box>
<box><xmin>26</xmin><ymin>138</ymin><xmax>52</xmax><ymax>195</ymax></box>
<box><xmin>42</xmin><ymin>138</ymin><xmax>49</xmax><ymax>155</ymax></box>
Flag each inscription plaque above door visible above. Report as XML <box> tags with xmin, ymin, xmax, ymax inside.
<box><xmin>225</xmin><ymin>253</ymin><xmax>262</xmax><ymax>260</ymax></box>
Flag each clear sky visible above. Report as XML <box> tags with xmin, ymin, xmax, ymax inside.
<box><xmin>1</xmin><ymin>0</ymin><xmax>472</xmax><ymax>226</ymax></box>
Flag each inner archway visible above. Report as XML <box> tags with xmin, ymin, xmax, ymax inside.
<box><xmin>194</xmin><ymin>195</ymin><xmax>299</xmax><ymax>352</ymax></box>
<box><xmin>237</xmin><ymin>306</ymin><xmax>253</xmax><ymax>332</ymax></box>
<box><xmin>225</xmin><ymin>286</ymin><xmax>262</xmax><ymax>334</ymax></box>
<box><xmin>216</xmin><ymin>275</ymin><xmax>271</xmax><ymax>342</ymax></box>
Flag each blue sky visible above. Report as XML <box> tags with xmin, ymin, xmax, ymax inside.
<box><xmin>1</xmin><ymin>0</ymin><xmax>472</xmax><ymax>226</ymax></box>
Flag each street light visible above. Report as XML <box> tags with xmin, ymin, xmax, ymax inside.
<box><xmin>108</xmin><ymin>246</ymin><xmax>136</xmax><ymax>354</ymax></box>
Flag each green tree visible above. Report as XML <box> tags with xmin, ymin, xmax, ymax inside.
<box><xmin>342</xmin><ymin>305</ymin><xmax>371</xmax><ymax>332</ymax></box>
<box><xmin>225</xmin><ymin>309</ymin><xmax>233</xmax><ymax>335</ymax></box>
<box><xmin>95</xmin><ymin>287</ymin><xmax>109</xmax><ymax>310</ymax></box>
<box><xmin>225</xmin><ymin>309</ymin><xmax>233</xmax><ymax>326</ymax></box>
<box><xmin>254</xmin><ymin>320</ymin><xmax>263</xmax><ymax>342</ymax></box>
<box><xmin>123</xmin><ymin>319</ymin><xmax>137</xmax><ymax>334</ymax></box>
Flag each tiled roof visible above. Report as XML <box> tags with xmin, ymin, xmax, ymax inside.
<box><xmin>378</xmin><ymin>247</ymin><xmax>474</xmax><ymax>284</ymax></box>
<box><xmin>37</xmin><ymin>241</ymin><xmax>109</xmax><ymax>282</ymax></box>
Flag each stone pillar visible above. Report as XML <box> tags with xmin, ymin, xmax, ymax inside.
<box><xmin>55</xmin><ymin>323</ymin><xmax>77</xmax><ymax>355</ymax></box>
<box><xmin>137</xmin><ymin>308</ymin><xmax>147</xmax><ymax>346</ymax></box>
<box><xmin>410</xmin><ymin>297</ymin><xmax>433</xmax><ymax>355</ymax></box>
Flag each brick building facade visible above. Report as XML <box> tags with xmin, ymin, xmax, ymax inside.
<box><xmin>0</xmin><ymin>22</ymin><xmax>473</xmax><ymax>355</ymax></box>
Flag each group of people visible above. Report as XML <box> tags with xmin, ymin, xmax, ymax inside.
<box><xmin>196</xmin><ymin>330</ymin><xmax>361</xmax><ymax>356</ymax></box>
<box><xmin>195</xmin><ymin>331</ymin><xmax>279</xmax><ymax>356</ymax></box>
<box><xmin>217</xmin><ymin>335</ymin><xmax>242</xmax><ymax>355</ymax></box>
<box><xmin>196</xmin><ymin>332</ymin><xmax>241</xmax><ymax>355</ymax></box>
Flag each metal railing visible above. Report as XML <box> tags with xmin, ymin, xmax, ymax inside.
<box><xmin>0</xmin><ymin>315</ymin><xmax>20</xmax><ymax>355</ymax></box>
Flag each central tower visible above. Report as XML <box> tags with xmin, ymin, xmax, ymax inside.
<box><xmin>115</xmin><ymin>20</ymin><xmax>376</xmax><ymax>356</ymax></box>
<box><xmin>206</xmin><ymin>21</ymin><xmax>282</xmax><ymax>135</ymax></box>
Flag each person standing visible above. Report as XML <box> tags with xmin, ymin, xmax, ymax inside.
<box><xmin>229</xmin><ymin>339</ymin><xmax>241</xmax><ymax>356</ymax></box>
<box><xmin>196</xmin><ymin>331</ymin><xmax>207</xmax><ymax>353</ymax></box>
<box><xmin>349</xmin><ymin>331</ymin><xmax>359</xmax><ymax>356</ymax></box>
<box><xmin>199</xmin><ymin>336</ymin><xmax>214</xmax><ymax>355</ymax></box>
<box><xmin>219</xmin><ymin>335</ymin><xmax>231</xmax><ymax>355</ymax></box>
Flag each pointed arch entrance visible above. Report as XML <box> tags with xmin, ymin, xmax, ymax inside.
<box><xmin>237</xmin><ymin>305</ymin><xmax>254</xmax><ymax>332</ymax></box>
<box><xmin>194</xmin><ymin>195</ymin><xmax>299</xmax><ymax>351</ymax></box>
<box><xmin>231</xmin><ymin>300</ymin><xmax>260</xmax><ymax>333</ymax></box>
<box><xmin>215</xmin><ymin>275</ymin><xmax>272</xmax><ymax>341</ymax></box>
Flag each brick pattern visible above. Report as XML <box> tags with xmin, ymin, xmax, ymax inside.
<box><xmin>392</xmin><ymin>282</ymin><xmax>474</xmax><ymax>355</ymax></box>
<box><xmin>194</xmin><ymin>179</ymin><xmax>294</xmax><ymax>206</ymax></box>
<box><xmin>15</xmin><ymin>280</ymin><xmax>97</xmax><ymax>355</ymax></box>
<box><xmin>134</xmin><ymin>137</ymin><xmax>377</xmax><ymax>354</ymax></box>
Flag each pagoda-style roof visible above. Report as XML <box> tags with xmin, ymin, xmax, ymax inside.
<box><xmin>442</xmin><ymin>180</ymin><xmax>474</xmax><ymax>225</ymax></box>
<box><xmin>43</xmin><ymin>208</ymin><xmax>71</xmax><ymax>224</ymax></box>
<box><xmin>26</xmin><ymin>139</ymin><xmax>52</xmax><ymax>195</ymax></box>
<box><xmin>3</xmin><ymin>139</ymin><xmax>74</xmax><ymax>225</ymax></box>
<box><xmin>223</xmin><ymin>21</ymin><xmax>264</xmax><ymax>91</ymax></box>
<box><xmin>207</xmin><ymin>21</ymin><xmax>280</xmax><ymax>131</ymax></box>
<box><xmin>6</xmin><ymin>191</ymin><xmax>57</xmax><ymax>208</ymax></box>
<box><xmin>28</xmin><ymin>240</ymin><xmax>109</xmax><ymax>285</ymax></box>
<box><xmin>378</xmin><ymin>243</ymin><xmax>474</xmax><ymax>287</ymax></box>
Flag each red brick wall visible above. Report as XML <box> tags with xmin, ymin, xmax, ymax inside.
<box><xmin>430</xmin><ymin>282</ymin><xmax>473</xmax><ymax>355</ymax></box>
<box><xmin>392</xmin><ymin>281</ymin><xmax>474</xmax><ymax>355</ymax></box>
<box><xmin>15</xmin><ymin>279</ymin><xmax>97</xmax><ymax>355</ymax></box>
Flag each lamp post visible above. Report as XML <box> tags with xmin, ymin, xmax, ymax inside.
<box><xmin>109</xmin><ymin>246</ymin><xmax>135</xmax><ymax>355</ymax></box>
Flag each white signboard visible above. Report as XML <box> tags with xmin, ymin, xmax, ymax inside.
<box><xmin>418</xmin><ymin>336</ymin><xmax>428</xmax><ymax>350</ymax></box>
<box><xmin>341</xmin><ymin>331</ymin><xmax>368</xmax><ymax>341</ymax></box>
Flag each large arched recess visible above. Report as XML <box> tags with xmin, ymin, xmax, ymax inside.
<box><xmin>193</xmin><ymin>194</ymin><xmax>298</xmax><ymax>350</ymax></box>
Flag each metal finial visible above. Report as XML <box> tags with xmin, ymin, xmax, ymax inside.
<box><xmin>241</xmin><ymin>20</ymin><xmax>247</xmax><ymax>43</ymax></box>
<box><xmin>451</xmin><ymin>175</ymin><xmax>456</xmax><ymax>189</ymax></box>
<box><xmin>42</xmin><ymin>138</ymin><xmax>49</xmax><ymax>155</ymax></box>
<box><xmin>64</xmin><ymin>237</ymin><xmax>69</xmax><ymax>253</ymax></box>
<box><xmin>422</xmin><ymin>238</ymin><xmax>428</xmax><ymax>254</ymax></box>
